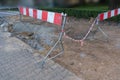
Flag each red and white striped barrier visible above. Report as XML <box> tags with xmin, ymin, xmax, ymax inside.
<box><xmin>19</xmin><ymin>6</ymin><xmax>63</xmax><ymax>26</ymax></box>
<box><xmin>99</xmin><ymin>8</ymin><xmax>120</xmax><ymax>21</ymax></box>
<box><xmin>64</xmin><ymin>32</ymin><xmax>84</xmax><ymax>46</ymax></box>
<box><xmin>63</xmin><ymin>17</ymin><xmax>97</xmax><ymax>46</ymax></box>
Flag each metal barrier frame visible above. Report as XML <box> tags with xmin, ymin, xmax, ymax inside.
<box><xmin>96</xmin><ymin>16</ymin><xmax>109</xmax><ymax>40</ymax></box>
<box><xmin>18</xmin><ymin>7</ymin><xmax>67</xmax><ymax>68</ymax></box>
<box><xmin>40</xmin><ymin>14</ymin><xmax>67</xmax><ymax>68</ymax></box>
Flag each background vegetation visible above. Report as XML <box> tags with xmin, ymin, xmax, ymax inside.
<box><xmin>40</xmin><ymin>5</ymin><xmax>120</xmax><ymax>22</ymax></box>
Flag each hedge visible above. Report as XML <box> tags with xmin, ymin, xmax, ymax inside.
<box><xmin>39</xmin><ymin>8</ymin><xmax>120</xmax><ymax>22</ymax></box>
<box><xmin>2</xmin><ymin>7</ymin><xmax>120</xmax><ymax>22</ymax></box>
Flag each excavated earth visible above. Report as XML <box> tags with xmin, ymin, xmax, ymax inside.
<box><xmin>1</xmin><ymin>15</ymin><xmax>120</xmax><ymax>80</ymax></box>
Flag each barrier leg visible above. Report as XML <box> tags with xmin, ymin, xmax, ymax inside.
<box><xmin>59</xmin><ymin>40</ymin><xmax>64</xmax><ymax>52</ymax></box>
<box><xmin>48</xmin><ymin>36</ymin><xmax>64</xmax><ymax>60</ymax></box>
<box><xmin>19</xmin><ymin>13</ymin><xmax>34</xmax><ymax>23</ymax></box>
<box><xmin>40</xmin><ymin>32</ymin><xmax>64</xmax><ymax>68</ymax></box>
<box><xmin>40</xmin><ymin>37</ymin><xmax>61</xmax><ymax>68</ymax></box>
<box><xmin>97</xmin><ymin>26</ymin><xmax>109</xmax><ymax>40</ymax></box>
<box><xmin>40</xmin><ymin>14</ymin><xmax>67</xmax><ymax>68</ymax></box>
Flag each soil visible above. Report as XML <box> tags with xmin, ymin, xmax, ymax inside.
<box><xmin>2</xmin><ymin>16</ymin><xmax>120</xmax><ymax>80</ymax></box>
<box><xmin>54</xmin><ymin>18</ymin><xmax>120</xmax><ymax>80</ymax></box>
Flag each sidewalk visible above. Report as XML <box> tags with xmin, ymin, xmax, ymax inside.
<box><xmin>0</xmin><ymin>11</ymin><xmax>19</xmax><ymax>17</ymax></box>
<box><xmin>0</xmin><ymin>31</ymin><xmax>81</xmax><ymax>80</ymax></box>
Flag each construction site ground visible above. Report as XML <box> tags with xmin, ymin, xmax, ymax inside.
<box><xmin>1</xmin><ymin>15</ymin><xmax>120</xmax><ymax>80</ymax></box>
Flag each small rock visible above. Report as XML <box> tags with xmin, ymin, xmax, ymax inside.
<box><xmin>70</xmin><ymin>62</ymin><xmax>74</xmax><ymax>65</ymax></box>
<box><xmin>80</xmin><ymin>52</ymin><xmax>87</xmax><ymax>58</ymax></box>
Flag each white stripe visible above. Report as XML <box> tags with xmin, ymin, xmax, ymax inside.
<box><xmin>111</xmin><ymin>10</ymin><xmax>115</xmax><ymax>17</ymax></box>
<box><xmin>29</xmin><ymin>8</ymin><xmax>33</xmax><ymax>17</ymax></box>
<box><xmin>23</xmin><ymin>8</ymin><xmax>26</xmax><ymax>15</ymax></box>
<box><xmin>37</xmin><ymin>10</ymin><xmax>42</xmax><ymax>20</ymax></box>
<box><xmin>47</xmin><ymin>12</ymin><xmax>55</xmax><ymax>23</ymax></box>
<box><xmin>104</xmin><ymin>12</ymin><xmax>108</xmax><ymax>20</ymax></box>
<box><xmin>118</xmin><ymin>8</ymin><xmax>120</xmax><ymax>14</ymax></box>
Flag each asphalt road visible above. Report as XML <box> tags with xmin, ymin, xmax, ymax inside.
<box><xmin>0</xmin><ymin>6</ymin><xmax>17</xmax><ymax>9</ymax></box>
<box><xmin>0</xmin><ymin>6</ymin><xmax>19</xmax><ymax>17</ymax></box>
<box><xmin>0</xmin><ymin>11</ymin><xmax>19</xmax><ymax>17</ymax></box>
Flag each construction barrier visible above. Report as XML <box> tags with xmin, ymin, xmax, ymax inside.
<box><xmin>99</xmin><ymin>8</ymin><xmax>120</xmax><ymax>21</ymax></box>
<box><xmin>64</xmin><ymin>17</ymin><xmax>97</xmax><ymax>46</ymax></box>
<box><xmin>64</xmin><ymin>8</ymin><xmax>120</xmax><ymax>45</ymax></box>
<box><xmin>64</xmin><ymin>17</ymin><xmax>98</xmax><ymax>46</ymax></box>
<box><xmin>19</xmin><ymin>6</ymin><xmax>62</xmax><ymax>26</ymax></box>
<box><xmin>18</xmin><ymin>6</ymin><xmax>67</xmax><ymax>67</ymax></box>
<box><xmin>96</xmin><ymin>8</ymin><xmax>120</xmax><ymax>39</ymax></box>
<box><xmin>3</xmin><ymin>6</ymin><xmax>118</xmax><ymax>67</ymax></box>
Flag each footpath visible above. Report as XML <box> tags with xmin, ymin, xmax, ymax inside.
<box><xmin>0</xmin><ymin>31</ymin><xmax>81</xmax><ymax>80</ymax></box>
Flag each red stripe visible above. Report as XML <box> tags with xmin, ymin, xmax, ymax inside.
<box><xmin>33</xmin><ymin>9</ymin><xmax>37</xmax><ymax>19</ymax></box>
<box><xmin>54</xmin><ymin>13</ymin><xmax>62</xmax><ymax>25</ymax></box>
<box><xmin>42</xmin><ymin>11</ymin><xmax>48</xmax><ymax>21</ymax></box>
<box><xmin>114</xmin><ymin>9</ymin><xmax>118</xmax><ymax>16</ymax></box>
<box><xmin>26</xmin><ymin>8</ymin><xmax>29</xmax><ymax>16</ymax></box>
<box><xmin>107</xmin><ymin>11</ymin><xmax>111</xmax><ymax>18</ymax></box>
<box><xmin>99</xmin><ymin>13</ymin><xmax>104</xmax><ymax>21</ymax></box>
<box><xmin>19</xmin><ymin>7</ymin><xmax>23</xmax><ymax>15</ymax></box>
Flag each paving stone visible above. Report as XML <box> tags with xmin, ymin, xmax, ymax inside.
<box><xmin>0</xmin><ymin>31</ymin><xmax>81</xmax><ymax>80</ymax></box>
